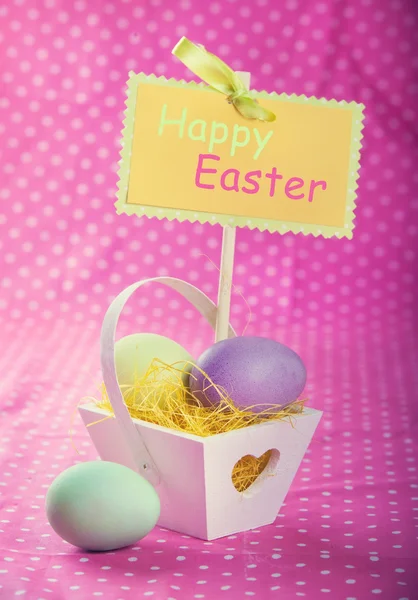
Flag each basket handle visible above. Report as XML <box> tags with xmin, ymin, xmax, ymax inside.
<box><xmin>101</xmin><ymin>276</ymin><xmax>237</xmax><ymax>486</ymax></box>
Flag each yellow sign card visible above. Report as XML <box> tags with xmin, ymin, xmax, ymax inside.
<box><xmin>116</xmin><ymin>74</ymin><xmax>364</xmax><ymax>239</ymax></box>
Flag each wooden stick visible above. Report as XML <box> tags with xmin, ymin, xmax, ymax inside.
<box><xmin>215</xmin><ymin>71</ymin><xmax>251</xmax><ymax>343</ymax></box>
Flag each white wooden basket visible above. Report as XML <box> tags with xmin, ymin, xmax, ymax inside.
<box><xmin>79</xmin><ymin>277</ymin><xmax>322</xmax><ymax>540</ymax></box>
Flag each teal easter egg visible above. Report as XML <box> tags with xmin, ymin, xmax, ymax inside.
<box><xmin>45</xmin><ymin>461</ymin><xmax>160</xmax><ymax>551</ymax></box>
<box><xmin>115</xmin><ymin>333</ymin><xmax>193</xmax><ymax>389</ymax></box>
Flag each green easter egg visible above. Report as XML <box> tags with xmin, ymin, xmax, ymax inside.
<box><xmin>114</xmin><ymin>333</ymin><xmax>193</xmax><ymax>388</ymax></box>
<box><xmin>45</xmin><ymin>461</ymin><xmax>161</xmax><ymax>551</ymax></box>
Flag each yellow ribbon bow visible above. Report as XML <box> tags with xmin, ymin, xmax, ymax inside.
<box><xmin>172</xmin><ymin>37</ymin><xmax>276</xmax><ymax>123</ymax></box>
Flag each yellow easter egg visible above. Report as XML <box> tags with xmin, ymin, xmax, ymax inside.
<box><xmin>114</xmin><ymin>333</ymin><xmax>193</xmax><ymax>390</ymax></box>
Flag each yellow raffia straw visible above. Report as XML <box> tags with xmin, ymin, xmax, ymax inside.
<box><xmin>231</xmin><ymin>450</ymin><xmax>272</xmax><ymax>493</ymax></box>
<box><xmin>91</xmin><ymin>359</ymin><xmax>305</xmax><ymax>491</ymax></box>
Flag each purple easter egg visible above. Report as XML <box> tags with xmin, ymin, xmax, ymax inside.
<box><xmin>189</xmin><ymin>336</ymin><xmax>306</xmax><ymax>413</ymax></box>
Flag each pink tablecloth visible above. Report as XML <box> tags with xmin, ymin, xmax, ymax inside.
<box><xmin>1</xmin><ymin>1</ymin><xmax>417</xmax><ymax>599</ymax></box>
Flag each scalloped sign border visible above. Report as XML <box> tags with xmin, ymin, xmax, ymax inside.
<box><xmin>116</xmin><ymin>73</ymin><xmax>365</xmax><ymax>239</ymax></box>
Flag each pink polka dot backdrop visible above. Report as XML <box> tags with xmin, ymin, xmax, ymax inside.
<box><xmin>1</xmin><ymin>0</ymin><xmax>417</xmax><ymax>598</ymax></box>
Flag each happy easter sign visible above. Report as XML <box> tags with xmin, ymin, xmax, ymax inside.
<box><xmin>116</xmin><ymin>74</ymin><xmax>364</xmax><ymax>238</ymax></box>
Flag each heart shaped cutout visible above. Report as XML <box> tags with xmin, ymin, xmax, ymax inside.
<box><xmin>232</xmin><ymin>448</ymin><xmax>281</xmax><ymax>495</ymax></box>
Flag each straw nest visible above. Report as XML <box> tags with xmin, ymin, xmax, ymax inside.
<box><xmin>91</xmin><ymin>360</ymin><xmax>305</xmax><ymax>492</ymax></box>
